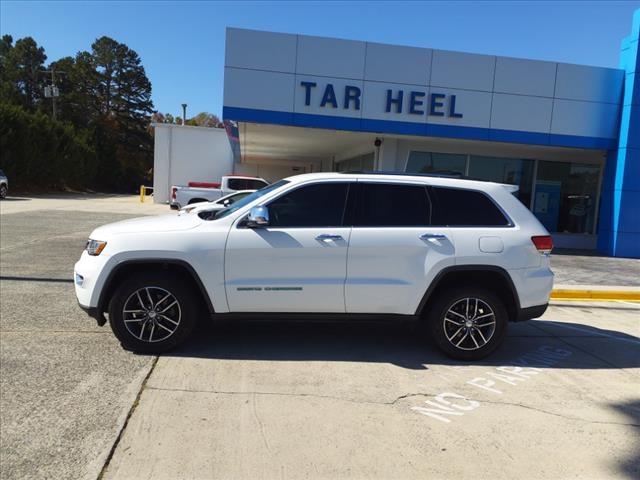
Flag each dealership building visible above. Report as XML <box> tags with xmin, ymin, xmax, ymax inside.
<box><xmin>155</xmin><ymin>10</ymin><xmax>639</xmax><ymax>257</ymax></box>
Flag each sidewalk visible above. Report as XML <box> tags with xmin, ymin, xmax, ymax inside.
<box><xmin>551</xmin><ymin>250</ymin><xmax>640</xmax><ymax>287</ymax></box>
<box><xmin>0</xmin><ymin>193</ymin><xmax>169</xmax><ymax>216</ymax></box>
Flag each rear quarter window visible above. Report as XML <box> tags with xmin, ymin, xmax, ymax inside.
<box><xmin>432</xmin><ymin>187</ymin><xmax>510</xmax><ymax>227</ymax></box>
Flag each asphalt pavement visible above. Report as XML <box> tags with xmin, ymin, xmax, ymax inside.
<box><xmin>0</xmin><ymin>203</ymin><xmax>156</xmax><ymax>480</ymax></box>
<box><xmin>1</xmin><ymin>195</ymin><xmax>639</xmax><ymax>480</ymax></box>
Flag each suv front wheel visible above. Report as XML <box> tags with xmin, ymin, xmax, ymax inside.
<box><xmin>108</xmin><ymin>273</ymin><xmax>198</xmax><ymax>353</ymax></box>
<box><xmin>427</xmin><ymin>287</ymin><xmax>508</xmax><ymax>360</ymax></box>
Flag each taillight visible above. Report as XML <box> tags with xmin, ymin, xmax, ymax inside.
<box><xmin>171</xmin><ymin>187</ymin><xmax>177</xmax><ymax>201</ymax></box>
<box><xmin>531</xmin><ymin>235</ymin><xmax>553</xmax><ymax>254</ymax></box>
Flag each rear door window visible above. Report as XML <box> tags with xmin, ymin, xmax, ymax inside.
<box><xmin>431</xmin><ymin>187</ymin><xmax>510</xmax><ymax>226</ymax></box>
<box><xmin>354</xmin><ymin>183</ymin><xmax>431</xmax><ymax>227</ymax></box>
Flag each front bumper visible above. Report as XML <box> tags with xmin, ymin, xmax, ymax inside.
<box><xmin>74</xmin><ymin>251</ymin><xmax>110</xmax><ymax>325</ymax></box>
<box><xmin>77</xmin><ymin>301</ymin><xmax>106</xmax><ymax>326</ymax></box>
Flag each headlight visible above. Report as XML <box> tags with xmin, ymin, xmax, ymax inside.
<box><xmin>86</xmin><ymin>239</ymin><xmax>107</xmax><ymax>256</ymax></box>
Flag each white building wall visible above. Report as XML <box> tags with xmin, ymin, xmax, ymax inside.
<box><xmin>152</xmin><ymin>124</ymin><xmax>233</xmax><ymax>203</ymax></box>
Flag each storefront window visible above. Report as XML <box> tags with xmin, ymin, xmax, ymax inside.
<box><xmin>406</xmin><ymin>151</ymin><xmax>467</xmax><ymax>175</ymax></box>
<box><xmin>533</xmin><ymin>161</ymin><xmax>600</xmax><ymax>234</ymax></box>
<box><xmin>468</xmin><ymin>156</ymin><xmax>534</xmax><ymax>207</ymax></box>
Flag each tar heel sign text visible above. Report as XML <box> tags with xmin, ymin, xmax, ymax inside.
<box><xmin>300</xmin><ymin>81</ymin><xmax>463</xmax><ymax>118</ymax></box>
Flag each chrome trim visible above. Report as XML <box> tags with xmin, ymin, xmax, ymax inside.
<box><xmin>247</xmin><ymin>205</ymin><xmax>269</xmax><ymax>227</ymax></box>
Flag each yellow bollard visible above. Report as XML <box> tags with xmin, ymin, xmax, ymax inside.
<box><xmin>139</xmin><ymin>185</ymin><xmax>145</xmax><ymax>203</ymax></box>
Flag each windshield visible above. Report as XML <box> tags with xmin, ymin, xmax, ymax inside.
<box><xmin>209</xmin><ymin>180</ymin><xmax>290</xmax><ymax>220</ymax></box>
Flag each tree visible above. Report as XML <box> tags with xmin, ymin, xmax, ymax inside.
<box><xmin>88</xmin><ymin>36</ymin><xmax>154</xmax><ymax>190</ymax></box>
<box><xmin>185</xmin><ymin>112</ymin><xmax>223</xmax><ymax>128</ymax></box>
<box><xmin>0</xmin><ymin>35</ymin><xmax>19</xmax><ymax>104</ymax></box>
<box><xmin>0</xmin><ymin>34</ymin><xmax>155</xmax><ymax>192</ymax></box>
<box><xmin>1</xmin><ymin>37</ymin><xmax>47</xmax><ymax>110</ymax></box>
<box><xmin>0</xmin><ymin>103</ymin><xmax>96</xmax><ymax>189</ymax></box>
<box><xmin>91</xmin><ymin>36</ymin><xmax>153</xmax><ymax>119</ymax></box>
<box><xmin>49</xmin><ymin>52</ymin><xmax>100</xmax><ymax>125</ymax></box>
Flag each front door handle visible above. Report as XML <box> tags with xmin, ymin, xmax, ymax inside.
<box><xmin>420</xmin><ymin>233</ymin><xmax>447</xmax><ymax>241</ymax></box>
<box><xmin>316</xmin><ymin>234</ymin><xmax>343</xmax><ymax>242</ymax></box>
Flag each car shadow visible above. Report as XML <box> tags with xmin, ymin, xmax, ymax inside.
<box><xmin>611</xmin><ymin>399</ymin><xmax>640</xmax><ymax>479</ymax></box>
<box><xmin>1</xmin><ymin>196</ymin><xmax>31</xmax><ymax>202</ymax></box>
<box><xmin>164</xmin><ymin>318</ymin><xmax>640</xmax><ymax>370</ymax></box>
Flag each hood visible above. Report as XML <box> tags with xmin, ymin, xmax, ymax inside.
<box><xmin>179</xmin><ymin>203</ymin><xmax>226</xmax><ymax>215</ymax></box>
<box><xmin>91</xmin><ymin>213</ymin><xmax>201</xmax><ymax>238</ymax></box>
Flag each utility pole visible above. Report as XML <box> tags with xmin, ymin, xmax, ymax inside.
<box><xmin>42</xmin><ymin>68</ymin><xmax>63</xmax><ymax>121</ymax></box>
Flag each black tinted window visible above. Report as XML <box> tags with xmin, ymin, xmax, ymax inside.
<box><xmin>268</xmin><ymin>183</ymin><xmax>349</xmax><ymax>227</ymax></box>
<box><xmin>433</xmin><ymin>187</ymin><xmax>509</xmax><ymax>226</ymax></box>
<box><xmin>355</xmin><ymin>183</ymin><xmax>431</xmax><ymax>227</ymax></box>
<box><xmin>228</xmin><ymin>178</ymin><xmax>268</xmax><ymax>190</ymax></box>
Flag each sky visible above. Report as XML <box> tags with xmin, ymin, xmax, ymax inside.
<box><xmin>1</xmin><ymin>1</ymin><xmax>639</xmax><ymax>118</ymax></box>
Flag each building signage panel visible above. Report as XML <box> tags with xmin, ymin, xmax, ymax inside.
<box><xmin>299</xmin><ymin>81</ymin><xmax>463</xmax><ymax>118</ymax></box>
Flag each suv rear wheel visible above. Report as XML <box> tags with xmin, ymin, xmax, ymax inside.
<box><xmin>0</xmin><ymin>184</ymin><xmax>7</xmax><ymax>199</ymax></box>
<box><xmin>108</xmin><ymin>273</ymin><xmax>198</xmax><ymax>353</ymax></box>
<box><xmin>427</xmin><ymin>287</ymin><xmax>508</xmax><ymax>360</ymax></box>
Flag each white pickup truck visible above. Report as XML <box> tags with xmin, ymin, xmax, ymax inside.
<box><xmin>170</xmin><ymin>175</ymin><xmax>268</xmax><ymax>209</ymax></box>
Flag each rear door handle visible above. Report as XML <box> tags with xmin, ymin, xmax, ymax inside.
<box><xmin>420</xmin><ymin>233</ymin><xmax>447</xmax><ymax>241</ymax></box>
<box><xmin>316</xmin><ymin>234</ymin><xmax>343</xmax><ymax>242</ymax></box>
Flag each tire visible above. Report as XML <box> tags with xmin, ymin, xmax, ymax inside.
<box><xmin>427</xmin><ymin>287</ymin><xmax>508</xmax><ymax>360</ymax></box>
<box><xmin>0</xmin><ymin>184</ymin><xmax>7</xmax><ymax>199</ymax></box>
<box><xmin>108</xmin><ymin>272</ymin><xmax>199</xmax><ymax>353</ymax></box>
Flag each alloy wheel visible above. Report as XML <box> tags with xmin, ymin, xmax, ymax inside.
<box><xmin>443</xmin><ymin>297</ymin><xmax>496</xmax><ymax>351</ymax></box>
<box><xmin>122</xmin><ymin>287</ymin><xmax>181</xmax><ymax>343</ymax></box>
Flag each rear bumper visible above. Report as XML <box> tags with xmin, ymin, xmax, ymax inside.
<box><xmin>510</xmin><ymin>266</ymin><xmax>554</xmax><ymax>310</ymax></box>
<box><xmin>516</xmin><ymin>303</ymin><xmax>548</xmax><ymax>321</ymax></box>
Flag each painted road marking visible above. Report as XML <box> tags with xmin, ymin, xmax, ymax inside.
<box><xmin>411</xmin><ymin>345</ymin><xmax>573</xmax><ymax>423</ymax></box>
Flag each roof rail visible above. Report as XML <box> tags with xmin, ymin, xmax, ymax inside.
<box><xmin>339</xmin><ymin>170</ymin><xmax>476</xmax><ymax>180</ymax></box>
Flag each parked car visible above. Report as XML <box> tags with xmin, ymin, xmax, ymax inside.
<box><xmin>170</xmin><ymin>175</ymin><xmax>268</xmax><ymax>209</ymax></box>
<box><xmin>178</xmin><ymin>190</ymin><xmax>255</xmax><ymax>216</ymax></box>
<box><xmin>0</xmin><ymin>169</ymin><xmax>8</xmax><ymax>199</ymax></box>
<box><xmin>74</xmin><ymin>172</ymin><xmax>554</xmax><ymax>360</ymax></box>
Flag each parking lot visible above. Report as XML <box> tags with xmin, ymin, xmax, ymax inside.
<box><xmin>1</xmin><ymin>195</ymin><xmax>639</xmax><ymax>480</ymax></box>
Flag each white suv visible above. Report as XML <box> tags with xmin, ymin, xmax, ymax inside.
<box><xmin>74</xmin><ymin>172</ymin><xmax>554</xmax><ymax>360</ymax></box>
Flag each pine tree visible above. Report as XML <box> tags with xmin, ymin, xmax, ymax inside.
<box><xmin>1</xmin><ymin>36</ymin><xmax>47</xmax><ymax>110</ymax></box>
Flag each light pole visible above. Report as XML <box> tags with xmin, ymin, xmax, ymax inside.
<box><xmin>181</xmin><ymin>103</ymin><xmax>187</xmax><ymax>125</ymax></box>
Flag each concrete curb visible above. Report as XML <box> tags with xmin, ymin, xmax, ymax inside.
<box><xmin>551</xmin><ymin>285</ymin><xmax>640</xmax><ymax>301</ymax></box>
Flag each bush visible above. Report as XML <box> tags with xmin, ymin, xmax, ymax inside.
<box><xmin>0</xmin><ymin>102</ymin><xmax>97</xmax><ymax>190</ymax></box>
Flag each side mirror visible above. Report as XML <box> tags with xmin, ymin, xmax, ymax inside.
<box><xmin>246</xmin><ymin>205</ymin><xmax>269</xmax><ymax>227</ymax></box>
